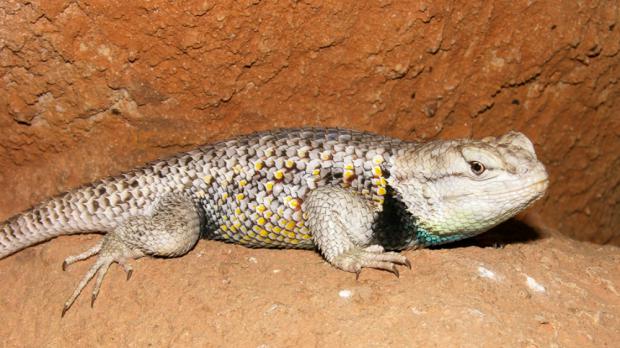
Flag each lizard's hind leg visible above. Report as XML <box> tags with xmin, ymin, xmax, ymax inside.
<box><xmin>61</xmin><ymin>194</ymin><xmax>201</xmax><ymax>316</ymax></box>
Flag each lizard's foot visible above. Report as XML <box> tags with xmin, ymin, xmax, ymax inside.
<box><xmin>61</xmin><ymin>234</ymin><xmax>141</xmax><ymax>317</ymax></box>
<box><xmin>60</xmin><ymin>193</ymin><xmax>201</xmax><ymax>316</ymax></box>
<box><xmin>332</xmin><ymin>245</ymin><xmax>411</xmax><ymax>279</ymax></box>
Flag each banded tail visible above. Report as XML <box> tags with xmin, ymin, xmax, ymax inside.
<box><xmin>0</xmin><ymin>169</ymin><xmax>172</xmax><ymax>259</ymax></box>
<box><xmin>0</xmin><ymin>189</ymin><xmax>114</xmax><ymax>258</ymax></box>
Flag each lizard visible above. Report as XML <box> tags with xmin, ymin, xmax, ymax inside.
<box><xmin>0</xmin><ymin>128</ymin><xmax>549</xmax><ymax>316</ymax></box>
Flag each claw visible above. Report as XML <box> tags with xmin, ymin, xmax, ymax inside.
<box><xmin>126</xmin><ymin>269</ymin><xmax>133</xmax><ymax>281</ymax></box>
<box><xmin>61</xmin><ymin>305</ymin><xmax>69</xmax><ymax>318</ymax></box>
<box><xmin>389</xmin><ymin>266</ymin><xmax>399</xmax><ymax>278</ymax></box>
<box><xmin>91</xmin><ymin>294</ymin><xmax>97</xmax><ymax>308</ymax></box>
<box><xmin>403</xmin><ymin>258</ymin><xmax>412</xmax><ymax>270</ymax></box>
<box><xmin>62</xmin><ymin>261</ymin><xmax>68</xmax><ymax>271</ymax></box>
<box><xmin>355</xmin><ymin>270</ymin><xmax>361</xmax><ymax>281</ymax></box>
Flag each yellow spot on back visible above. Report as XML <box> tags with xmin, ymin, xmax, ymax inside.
<box><xmin>265</xmin><ymin>181</ymin><xmax>274</xmax><ymax>192</ymax></box>
<box><xmin>257</xmin><ymin>217</ymin><xmax>266</xmax><ymax>225</ymax></box>
<box><xmin>373</xmin><ymin>155</ymin><xmax>384</xmax><ymax>164</ymax></box>
<box><xmin>259</xmin><ymin>229</ymin><xmax>268</xmax><ymax>237</ymax></box>
<box><xmin>256</xmin><ymin>204</ymin><xmax>266</xmax><ymax>213</ymax></box>
<box><xmin>285</xmin><ymin>159</ymin><xmax>295</xmax><ymax>168</ymax></box>
<box><xmin>377</xmin><ymin>187</ymin><xmax>387</xmax><ymax>196</ymax></box>
<box><xmin>254</xmin><ymin>160</ymin><xmax>264</xmax><ymax>171</ymax></box>
<box><xmin>373</xmin><ymin>166</ymin><xmax>382</xmax><ymax>177</ymax></box>
<box><xmin>203</xmin><ymin>175</ymin><xmax>213</xmax><ymax>184</ymax></box>
<box><xmin>343</xmin><ymin>170</ymin><xmax>355</xmax><ymax>181</ymax></box>
<box><xmin>236</xmin><ymin>193</ymin><xmax>245</xmax><ymax>201</ymax></box>
<box><xmin>286</xmin><ymin>221</ymin><xmax>296</xmax><ymax>230</ymax></box>
<box><xmin>274</xmin><ymin>170</ymin><xmax>284</xmax><ymax>180</ymax></box>
<box><xmin>222</xmin><ymin>192</ymin><xmax>229</xmax><ymax>200</ymax></box>
<box><xmin>288</xmin><ymin>199</ymin><xmax>300</xmax><ymax>210</ymax></box>
<box><xmin>312</xmin><ymin>169</ymin><xmax>320</xmax><ymax>177</ymax></box>
<box><xmin>238</xmin><ymin>179</ymin><xmax>248</xmax><ymax>188</ymax></box>
<box><xmin>220</xmin><ymin>225</ymin><xmax>228</xmax><ymax>231</ymax></box>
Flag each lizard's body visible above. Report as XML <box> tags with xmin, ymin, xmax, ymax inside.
<box><xmin>0</xmin><ymin>128</ymin><xmax>549</xmax><ymax>315</ymax></box>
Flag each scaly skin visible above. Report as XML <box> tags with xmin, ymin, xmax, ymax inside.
<box><xmin>0</xmin><ymin>128</ymin><xmax>549</xmax><ymax>315</ymax></box>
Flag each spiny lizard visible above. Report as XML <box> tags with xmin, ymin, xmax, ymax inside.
<box><xmin>0</xmin><ymin>128</ymin><xmax>549</xmax><ymax>316</ymax></box>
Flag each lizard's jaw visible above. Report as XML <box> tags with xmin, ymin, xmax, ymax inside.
<box><xmin>416</xmin><ymin>168</ymin><xmax>549</xmax><ymax>237</ymax></box>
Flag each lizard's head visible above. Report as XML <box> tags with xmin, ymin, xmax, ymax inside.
<box><xmin>389</xmin><ymin>131</ymin><xmax>548</xmax><ymax>241</ymax></box>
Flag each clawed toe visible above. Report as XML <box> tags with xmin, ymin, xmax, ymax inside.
<box><xmin>62</xmin><ymin>256</ymin><xmax>116</xmax><ymax>317</ymax></box>
<box><xmin>62</xmin><ymin>241</ymin><xmax>103</xmax><ymax>271</ymax></box>
<box><xmin>60</xmin><ymin>237</ymin><xmax>140</xmax><ymax>317</ymax></box>
<box><xmin>333</xmin><ymin>245</ymin><xmax>411</xmax><ymax>279</ymax></box>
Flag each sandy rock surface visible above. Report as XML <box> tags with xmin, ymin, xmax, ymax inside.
<box><xmin>1</xmin><ymin>221</ymin><xmax>619</xmax><ymax>347</ymax></box>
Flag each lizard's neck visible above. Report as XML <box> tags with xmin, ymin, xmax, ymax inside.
<box><xmin>371</xmin><ymin>187</ymin><xmax>472</xmax><ymax>250</ymax></box>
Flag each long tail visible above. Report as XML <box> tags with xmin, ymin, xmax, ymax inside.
<box><xmin>0</xmin><ymin>189</ymin><xmax>109</xmax><ymax>258</ymax></box>
<box><xmin>0</xmin><ymin>171</ymin><xmax>168</xmax><ymax>259</ymax></box>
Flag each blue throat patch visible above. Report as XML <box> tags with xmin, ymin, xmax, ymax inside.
<box><xmin>415</xmin><ymin>228</ymin><xmax>468</xmax><ymax>247</ymax></box>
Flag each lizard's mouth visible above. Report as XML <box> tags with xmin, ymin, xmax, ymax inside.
<box><xmin>442</xmin><ymin>177</ymin><xmax>549</xmax><ymax>202</ymax></box>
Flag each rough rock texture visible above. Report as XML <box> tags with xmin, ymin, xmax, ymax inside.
<box><xmin>0</xmin><ymin>0</ymin><xmax>618</xmax><ymax>244</ymax></box>
<box><xmin>0</xmin><ymin>0</ymin><xmax>619</xmax><ymax>346</ymax></box>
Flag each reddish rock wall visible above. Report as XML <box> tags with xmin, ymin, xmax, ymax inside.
<box><xmin>1</xmin><ymin>0</ymin><xmax>619</xmax><ymax>244</ymax></box>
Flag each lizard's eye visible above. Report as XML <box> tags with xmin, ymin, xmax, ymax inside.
<box><xmin>469</xmin><ymin>161</ymin><xmax>486</xmax><ymax>175</ymax></box>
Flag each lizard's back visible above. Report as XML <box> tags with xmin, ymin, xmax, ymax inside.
<box><xmin>186</xmin><ymin>128</ymin><xmax>409</xmax><ymax>248</ymax></box>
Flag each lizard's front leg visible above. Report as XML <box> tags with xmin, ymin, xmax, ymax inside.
<box><xmin>304</xmin><ymin>186</ymin><xmax>411</xmax><ymax>278</ymax></box>
<box><xmin>61</xmin><ymin>194</ymin><xmax>201</xmax><ymax>316</ymax></box>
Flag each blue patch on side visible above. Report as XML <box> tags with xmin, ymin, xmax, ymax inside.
<box><xmin>415</xmin><ymin>228</ymin><xmax>468</xmax><ymax>247</ymax></box>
